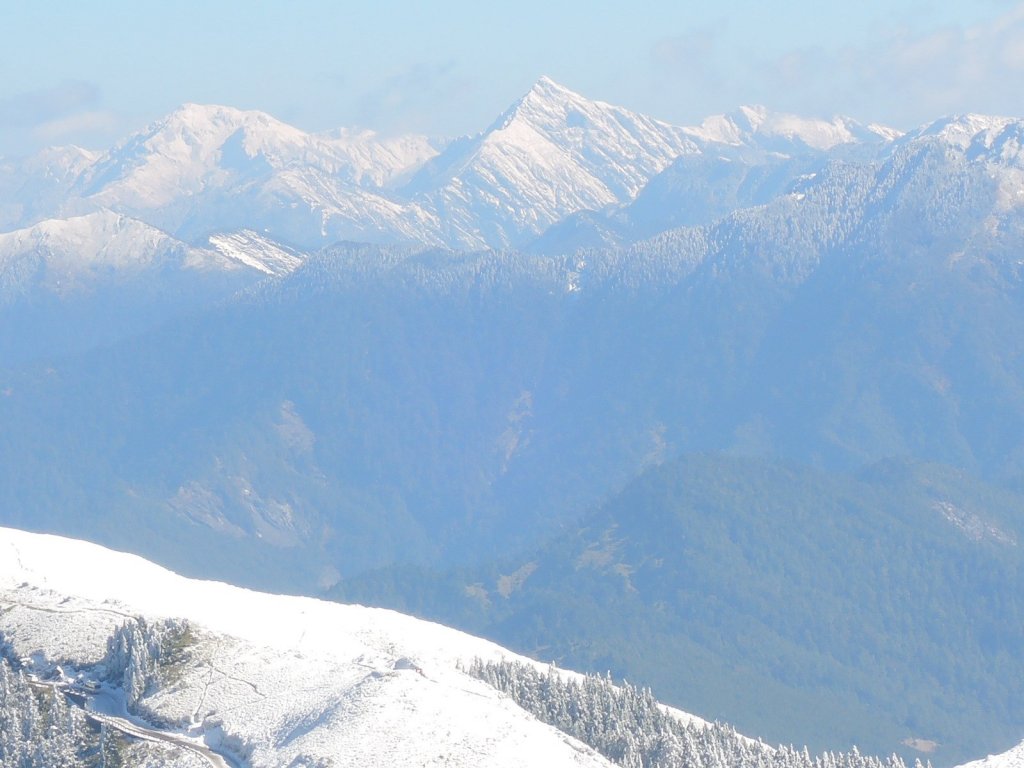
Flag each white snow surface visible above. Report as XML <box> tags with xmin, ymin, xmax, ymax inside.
<box><xmin>0</xmin><ymin>210</ymin><xmax>313</xmax><ymax>300</ymax></box>
<box><xmin>0</xmin><ymin>210</ymin><xmax>249</xmax><ymax>296</ymax></box>
<box><xmin>4</xmin><ymin>78</ymin><xmax>1023</xmax><ymax>255</ymax></box>
<box><xmin>0</xmin><ymin>526</ymin><xmax>614</xmax><ymax>768</ymax></box>
<box><xmin>0</xmin><ymin>210</ymin><xmax>181</xmax><ymax>271</ymax></box>
<box><xmin>914</xmin><ymin>113</ymin><xmax>1018</xmax><ymax>149</ymax></box>
<box><xmin>956</xmin><ymin>740</ymin><xmax>1024</xmax><ymax>768</ymax></box>
<box><xmin>67</xmin><ymin>103</ymin><xmax>442</xmax><ymax>248</ymax></box>
<box><xmin>685</xmin><ymin>105</ymin><xmax>902</xmax><ymax>150</ymax></box>
<box><xmin>82</xmin><ymin>103</ymin><xmax>435</xmax><ymax>208</ymax></box>
<box><xmin>406</xmin><ymin>76</ymin><xmax>703</xmax><ymax>248</ymax></box>
<box><xmin>208</xmin><ymin>230</ymin><xmax>304</xmax><ymax>276</ymax></box>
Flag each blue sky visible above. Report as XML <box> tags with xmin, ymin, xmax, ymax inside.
<box><xmin>2</xmin><ymin>0</ymin><xmax>1023</xmax><ymax>156</ymax></box>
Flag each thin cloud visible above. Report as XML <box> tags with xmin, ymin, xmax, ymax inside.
<box><xmin>766</xmin><ymin>3</ymin><xmax>1024</xmax><ymax>126</ymax></box>
<box><xmin>0</xmin><ymin>81</ymin><xmax>100</xmax><ymax>128</ymax></box>
<box><xmin>0</xmin><ymin>81</ymin><xmax>122</xmax><ymax>156</ymax></box>
<box><xmin>651</xmin><ymin>27</ymin><xmax>728</xmax><ymax>93</ymax></box>
<box><xmin>354</xmin><ymin>62</ymin><xmax>477</xmax><ymax>136</ymax></box>
<box><xmin>648</xmin><ymin>4</ymin><xmax>1024</xmax><ymax>128</ymax></box>
<box><xmin>33</xmin><ymin>110</ymin><xmax>119</xmax><ymax>143</ymax></box>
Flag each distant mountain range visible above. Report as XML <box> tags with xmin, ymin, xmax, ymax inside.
<box><xmin>3</xmin><ymin>78</ymin><xmax>1024</xmax><ymax>766</ymax></box>
<box><xmin>0</xmin><ymin>76</ymin><xmax>916</xmax><ymax>262</ymax></box>
<box><xmin>3</xmin><ymin>75</ymin><xmax>1023</xmax><ymax>299</ymax></box>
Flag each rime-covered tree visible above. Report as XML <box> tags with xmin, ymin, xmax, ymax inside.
<box><xmin>104</xmin><ymin>616</ymin><xmax>190</xmax><ymax>712</ymax></box>
<box><xmin>0</xmin><ymin>658</ymin><xmax>93</xmax><ymax>768</ymax></box>
<box><xmin>468</xmin><ymin>659</ymin><xmax>928</xmax><ymax>768</ymax></box>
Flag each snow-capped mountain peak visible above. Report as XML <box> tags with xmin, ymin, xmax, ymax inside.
<box><xmin>316</xmin><ymin>126</ymin><xmax>440</xmax><ymax>188</ymax></box>
<box><xmin>523</xmin><ymin>74</ymin><xmax>576</xmax><ymax>102</ymax></box>
<box><xmin>0</xmin><ymin>210</ymin><xmax>289</xmax><ymax>304</ymax></box>
<box><xmin>402</xmin><ymin>76</ymin><xmax>701</xmax><ymax>248</ymax></box>
<box><xmin>912</xmin><ymin>113</ymin><xmax>1018</xmax><ymax>148</ymax></box>
<box><xmin>3</xmin><ymin>80</ymin><xmax>1023</xmax><ymax>257</ymax></box>
<box><xmin>158</xmin><ymin>101</ymin><xmax>303</xmax><ymax>145</ymax></box>
<box><xmin>55</xmin><ymin>102</ymin><xmax>443</xmax><ymax>248</ymax></box>
<box><xmin>24</xmin><ymin>144</ymin><xmax>101</xmax><ymax>176</ymax></box>
<box><xmin>0</xmin><ymin>209</ymin><xmax>193</xmax><ymax>275</ymax></box>
<box><xmin>686</xmin><ymin>105</ymin><xmax>902</xmax><ymax>151</ymax></box>
<box><xmin>493</xmin><ymin>76</ymin><xmax>699</xmax><ymax>168</ymax></box>
<box><xmin>76</xmin><ymin>102</ymin><xmax>305</xmax><ymax>208</ymax></box>
<box><xmin>898</xmin><ymin>113</ymin><xmax>1024</xmax><ymax>177</ymax></box>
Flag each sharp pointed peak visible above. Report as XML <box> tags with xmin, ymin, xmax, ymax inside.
<box><xmin>531</xmin><ymin>74</ymin><xmax>567</xmax><ymax>89</ymax></box>
<box><xmin>166</xmin><ymin>102</ymin><xmax>247</xmax><ymax>120</ymax></box>
<box><xmin>523</xmin><ymin>75</ymin><xmax>584</xmax><ymax>103</ymax></box>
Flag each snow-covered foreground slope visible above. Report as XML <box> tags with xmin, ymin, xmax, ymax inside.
<box><xmin>957</xmin><ymin>742</ymin><xmax>1024</xmax><ymax>768</ymax></box>
<box><xmin>0</xmin><ymin>526</ymin><xmax>612</xmax><ymax>768</ymax></box>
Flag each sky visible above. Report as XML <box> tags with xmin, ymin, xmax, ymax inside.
<box><xmin>2</xmin><ymin>0</ymin><xmax>1023</xmax><ymax>157</ymax></box>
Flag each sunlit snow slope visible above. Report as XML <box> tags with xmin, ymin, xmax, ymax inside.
<box><xmin>0</xmin><ymin>526</ymin><xmax>612</xmax><ymax>768</ymax></box>
<box><xmin>957</xmin><ymin>742</ymin><xmax>1024</xmax><ymax>768</ymax></box>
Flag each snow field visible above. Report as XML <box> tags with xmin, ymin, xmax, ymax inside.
<box><xmin>0</xmin><ymin>527</ymin><xmax>613</xmax><ymax>767</ymax></box>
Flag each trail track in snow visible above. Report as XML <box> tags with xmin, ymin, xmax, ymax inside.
<box><xmin>3</xmin><ymin>595</ymin><xmax>136</xmax><ymax>621</ymax></box>
<box><xmin>24</xmin><ymin>676</ymin><xmax>242</xmax><ymax>768</ymax></box>
<box><xmin>82</xmin><ymin>699</ymin><xmax>239</xmax><ymax>768</ymax></box>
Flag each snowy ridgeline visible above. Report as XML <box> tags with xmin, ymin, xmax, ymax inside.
<box><xmin>0</xmin><ymin>526</ymin><xmax>1017</xmax><ymax>768</ymax></box>
<box><xmin>467</xmin><ymin>659</ymin><xmax>926</xmax><ymax>768</ymax></box>
<box><xmin>0</xmin><ymin>610</ymin><xmax>924</xmax><ymax>768</ymax></box>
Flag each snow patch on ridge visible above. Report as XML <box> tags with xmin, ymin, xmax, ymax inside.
<box><xmin>686</xmin><ymin>105</ymin><xmax>903</xmax><ymax>151</ymax></box>
<box><xmin>208</xmin><ymin>230</ymin><xmax>304</xmax><ymax>276</ymax></box>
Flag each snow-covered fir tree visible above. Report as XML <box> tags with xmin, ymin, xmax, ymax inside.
<box><xmin>104</xmin><ymin>617</ymin><xmax>190</xmax><ymax>712</ymax></box>
<box><xmin>0</xmin><ymin>657</ymin><xmax>92</xmax><ymax>767</ymax></box>
<box><xmin>468</xmin><ymin>659</ymin><xmax>926</xmax><ymax>768</ymax></box>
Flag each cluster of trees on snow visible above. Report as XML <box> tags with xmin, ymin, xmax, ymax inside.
<box><xmin>0</xmin><ymin>657</ymin><xmax>122</xmax><ymax>768</ymax></box>
<box><xmin>0</xmin><ymin>618</ymin><xmax>198</xmax><ymax>767</ymax></box>
<box><xmin>468</xmin><ymin>658</ymin><xmax>928</xmax><ymax>768</ymax></box>
<box><xmin>104</xmin><ymin>618</ymin><xmax>191</xmax><ymax>715</ymax></box>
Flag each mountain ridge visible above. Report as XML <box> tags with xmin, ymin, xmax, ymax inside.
<box><xmin>0</xmin><ymin>76</ymin><xmax>919</xmax><ymax>256</ymax></box>
<box><xmin>4</xmin><ymin>77</ymin><xmax>1024</xmax><ymax>768</ymax></box>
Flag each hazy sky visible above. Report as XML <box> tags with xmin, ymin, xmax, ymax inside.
<box><xmin>2</xmin><ymin>1</ymin><xmax>1023</xmax><ymax>156</ymax></box>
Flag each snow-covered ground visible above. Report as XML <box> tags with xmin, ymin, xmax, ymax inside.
<box><xmin>957</xmin><ymin>741</ymin><xmax>1024</xmax><ymax>768</ymax></box>
<box><xmin>208</xmin><ymin>230</ymin><xmax>304</xmax><ymax>276</ymax></box>
<box><xmin>0</xmin><ymin>526</ymin><xmax>613</xmax><ymax>767</ymax></box>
